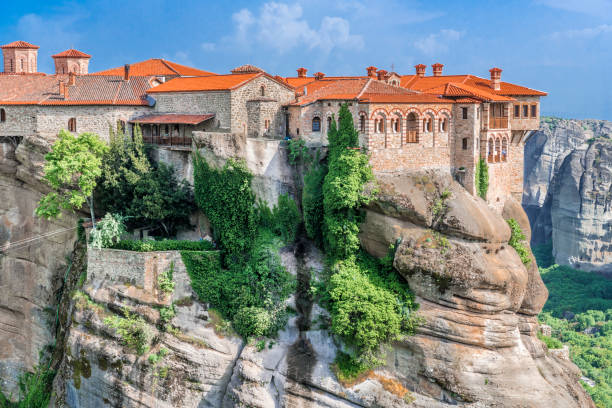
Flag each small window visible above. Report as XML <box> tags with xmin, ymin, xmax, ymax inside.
<box><xmin>359</xmin><ymin>115</ymin><xmax>365</xmax><ymax>132</ymax></box>
<box><xmin>9</xmin><ymin>60</ymin><xmax>13</xmax><ymax>72</ymax></box>
<box><xmin>164</xmin><ymin>125</ymin><xmax>169</xmax><ymax>137</ymax></box>
<box><xmin>68</xmin><ymin>118</ymin><xmax>77</xmax><ymax>132</ymax></box>
<box><xmin>462</xmin><ymin>107</ymin><xmax>468</xmax><ymax>119</ymax></box>
<box><xmin>297</xmin><ymin>128</ymin><xmax>300</xmax><ymax>135</ymax></box>
<box><xmin>152</xmin><ymin>125</ymin><xmax>158</xmax><ymax>136</ymax></box>
<box><xmin>260</xmin><ymin>86</ymin><xmax>265</xmax><ymax>97</ymax></box>
<box><xmin>327</xmin><ymin>116</ymin><xmax>332</xmax><ymax>129</ymax></box>
<box><xmin>119</xmin><ymin>120</ymin><xmax>126</xmax><ymax>133</ymax></box>
<box><xmin>514</xmin><ymin>104</ymin><xmax>520</xmax><ymax>118</ymax></box>
<box><xmin>522</xmin><ymin>104</ymin><xmax>528</xmax><ymax>117</ymax></box>
<box><xmin>462</xmin><ymin>138</ymin><xmax>468</xmax><ymax>150</ymax></box>
<box><xmin>327</xmin><ymin>103</ymin><xmax>331</xmax><ymax>106</ymax></box>
<box><xmin>312</xmin><ymin>117</ymin><xmax>321</xmax><ymax>132</ymax></box>
<box><xmin>20</xmin><ymin>59</ymin><xmax>25</xmax><ymax>71</ymax></box>
<box><xmin>530</xmin><ymin>104</ymin><xmax>537</xmax><ymax>118</ymax></box>
<box><xmin>393</xmin><ymin>119</ymin><xmax>399</xmax><ymax>132</ymax></box>
<box><xmin>0</xmin><ymin>108</ymin><xmax>5</xmax><ymax>122</ymax></box>
<box><xmin>264</xmin><ymin>119</ymin><xmax>270</xmax><ymax>130</ymax></box>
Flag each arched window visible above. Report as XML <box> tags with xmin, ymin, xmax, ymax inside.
<box><xmin>260</xmin><ymin>86</ymin><xmax>265</xmax><ymax>96</ymax></box>
<box><xmin>495</xmin><ymin>138</ymin><xmax>501</xmax><ymax>162</ymax></box>
<box><xmin>375</xmin><ymin>117</ymin><xmax>385</xmax><ymax>133</ymax></box>
<box><xmin>392</xmin><ymin>113</ymin><xmax>401</xmax><ymax>133</ymax></box>
<box><xmin>9</xmin><ymin>60</ymin><xmax>13</xmax><ymax>72</ymax></box>
<box><xmin>406</xmin><ymin>112</ymin><xmax>419</xmax><ymax>143</ymax></box>
<box><xmin>264</xmin><ymin>119</ymin><xmax>270</xmax><ymax>130</ymax></box>
<box><xmin>501</xmin><ymin>137</ymin><xmax>508</xmax><ymax>161</ymax></box>
<box><xmin>312</xmin><ymin>117</ymin><xmax>321</xmax><ymax>132</ymax></box>
<box><xmin>0</xmin><ymin>108</ymin><xmax>5</xmax><ymax>122</ymax></box>
<box><xmin>359</xmin><ymin>114</ymin><xmax>365</xmax><ymax>132</ymax></box>
<box><xmin>68</xmin><ymin>118</ymin><xmax>77</xmax><ymax>132</ymax></box>
<box><xmin>327</xmin><ymin>116</ymin><xmax>332</xmax><ymax>129</ymax></box>
<box><xmin>488</xmin><ymin>138</ymin><xmax>494</xmax><ymax>162</ymax></box>
<box><xmin>20</xmin><ymin>59</ymin><xmax>25</xmax><ymax>71</ymax></box>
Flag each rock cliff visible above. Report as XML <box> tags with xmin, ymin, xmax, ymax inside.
<box><xmin>523</xmin><ymin>118</ymin><xmax>612</xmax><ymax>272</ymax></box>
<box><xmin>0</xmin><ymin>135</ymin><xmax>79</xmax><ymax>397</ymax></box>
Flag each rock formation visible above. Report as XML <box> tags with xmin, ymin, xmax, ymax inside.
<box><xmin>523</xmin><ymin>117</ymin><xmax>612</xmax><ymax>271</ymax></box>
<box><xmin>0</xmin><ymin>135</ymin><xmax>79</xmax><ymax>397</ymax></box>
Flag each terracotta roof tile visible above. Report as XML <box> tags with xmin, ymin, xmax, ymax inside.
<box><xmin>130</xmin><ymin>113</ymin><xmax>215</xmax><ymax>125</ymax></box>
<box><xmin>147</xmin><ymin>73</ymin><xmax>261</xmax><ymax>92</ymax></box>
<box><xmin>93</xmin><ymin>58</ymin><xmax>215</xmax><ymax>77</ymax></box>
<box><xmin>231</xmin><ymin>64</ymin><xmax>264</xmax><ymax>74</ymax></box>
<box><xmin>52</xmin><ymin>49</ymin><xmax>91</xmax><ymax>58</ymax></box>
<box><xmin>1</xmin><ymin>40</ymin><xmax>39</xmax><ymax>49</ymax></box>
<box><xmin>402</xmin><ymin>74</ymin><xmax>546</xmax><ymax>97</ymax></box>
<box><xmin>0</xmin><ymin>74</ymin><xmax>152</xmax><ymax>105</ymax></box>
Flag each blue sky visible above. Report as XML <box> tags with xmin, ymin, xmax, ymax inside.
<box><xmin>1</xmin><ymin>0</ymin><xmax>611</xmax><ymax>120</ymax></box>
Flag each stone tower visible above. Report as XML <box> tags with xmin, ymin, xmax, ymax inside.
<box><xmin>0</xmin><ymin>40</ymin><xmax>39</xmax><ymax>74</ymax></box>
<box><xmin>52</xmin><ymin>49</ymin><xmax>91</xmax><ymax>75</ymax></box>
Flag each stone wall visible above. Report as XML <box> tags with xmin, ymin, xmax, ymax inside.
<box><xmin>0</xmin><ymin>105</ymin><xmax>150</xmax><ymax>141</ymax></box>
<box><xmin>230</xmin><ymin>75</ymin><xmax>294</xmax><ymax>136</ymax></box>
<box><xmin>153</xmin><ymin>91</ymin><xmax>231</xmax><ymax>130</ymax></box>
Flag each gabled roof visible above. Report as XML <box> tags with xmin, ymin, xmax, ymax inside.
<box><xmin>0</xmin><ymin>74</ymin><xmax>152</xmax><ymax>106</ymax></box>
<box><xmin>1</xmin><ymin>41</ymin><xmax>39</xmax><ymax>49</ymax></box>
<box><xmin>425</xmin><ymin>82</ymin><xmax>515</xmax><ymax>102</ymax></box>
<box><xmin>130</xmin><ymin>113</ymin><xmax>215</xmax><ymax>125</ymax></box>
<box><xmin>93</xmin><ymin>58</ymin><xmax>215</xmax><ymax>77</ymax></box>
<box><xmin>52</xmin><ymin>49</ymin><xmax>91</xmax><ymax>58</ymax></box>
<box><xmin>402</xmin><ymin>74</ymin><xmax>546</xmax><ymax>97</ymax></box>
<box><xmin>147</xmin><ymin>71</ymin><xmax>294</xmax><ymax>93</ymax></box>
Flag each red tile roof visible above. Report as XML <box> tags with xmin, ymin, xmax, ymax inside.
<box><xmin>402</xmin><ymin>74</ymin><xmax>546</xmax><ymax>97</ymax></box>
<box><xmin>230</xmin><ymin>64</ymin><xmax>264</xmax><ymax>74</ymax></box>
<box><xmin>1</xmin><ymin>40</ymin><xmax>39</xmax><ymax>49</ymax></box>
<box><xmin>147</xmin><ymin>73</ymin><xmax>261</xmax><ymax>92</ymax></box>
<box><xmin>52</xmin><ymin>49</ymin><xmax>91</xmax><ymax>58</ymax></box>
<box><xmin>130</xmin><ymin>113</ymin><xmax>215</xmax><ymax>125</ymax></box>
<box><xmin>0</xmin><ymin>74</ymin><xmax>152</xmax><ymax>105</ymax></box>
<box><xmin>93</xmin><ymin>58</ymin><xmax>215</xmax><ymax>77</ymax></box>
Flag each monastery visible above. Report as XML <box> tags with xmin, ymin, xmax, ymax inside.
<box><xmin>0</xmin><ymin>41</ymin><xmax>546</xmax><ymax>207</ymax></box>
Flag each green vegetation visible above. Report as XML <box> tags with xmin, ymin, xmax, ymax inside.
<box><xmin>0</xmin><ymin>362</ymin><xmax>54</xmax><ymax>408</ymax></box>
<box><xmin>302</xmin><ymin>161</ymin><xmax>327</xmax><ymax>246</ymax></box>
<box><xmin>158</xmin><ymin>304</ymin><xmax>176</xmax><ymax>324</ymax></box>
<box><xmin>104</xmin><ymin>308</ymin><xmax>152</xmax><ymax>355</ymax></box>
<box><xmin>193</xmin><ymin>154</ymin><xmax>257</xmax><ymax>260</ymax></box>
<box><xmin>157</xmin><ymin>262</ymin><xmax>176</xmax><ymax>294</ymax></box>
<box><xmin>96</xmin><ymin>125</ymin><xmax>195</xmax><ymax>237</ymax></box>
<box><xmin>181</xmin><ymin>229</ymin><xmax>294</xmax><ymax>339</ymax></box>
<box><xmin>89</xmin><ymin>213</ymin><xmax>126</xmax><ymax>249</ymax></box>
<box><xmin>507</xmin><ymin>219</ymin><xmax>531</xmax><ymax>266</ymax></box>
<box><xmin>535</xmin><ymin>243</ymin><xmax>612</xmax><ymax>407</ymax></box>
<box><xmin>332</xmin><ymin>351</ymin><xmax>371</xmax><ymax>383</ymax></box>
<box><xmin>287</xmin><ymin>138</ymin><xmax>311</xmax><ymax>165</ymax></box>
<box><xmin>109</xmin><ymin>239</ymin><xmax>213</xmax><ymax>252</ymax></box>
<box><xmin>536</xmin><ymin>331</ymin><xmax>563</xmax><ymax>349</ymax></box>
<box><xmin>148</xmin><ymin>347</ymin><xmax>169</xmax><ymax>365</ymax></box>
<box><xmin>36</xmin><ymin>129</ymin><xmax>108</xmax><ymax>228</ymax></box>
<box><xmin>257</xmin><ymin>194</ymin><xmax>301</xmax><ymax>244</ymax></box>
<box><xmin>475</xmin><ymin>157</ymin><xmax>489</xmax><ymax>199</ymax></box>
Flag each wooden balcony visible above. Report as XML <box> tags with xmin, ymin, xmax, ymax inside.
<box><xmin>489</xmin><ymin>116</ymin><xmax>509</xmax><ymax>129</ymax></box>
<box><xmin>143</xmin><ymin>134</ymin><xmax>193</xmax><ymax>147</ymax></box>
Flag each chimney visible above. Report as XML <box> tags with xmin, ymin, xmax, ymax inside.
<box><xmin>313</xmin><ymin>72</ymin><xmax>325</xmax><ymax>80</ymax></box>
<box><xmin>377</xmin><ymin>69</ymin><xmax>388</xmax><ymax>81</ymax></box>
<box><xmin>366</xmin><ymin>66</ymin><xmax>377</xmax><ymax>78</ymax></box>
<box><xmin>297</xmin><ymin>67</ymin><xmax>307</xmax><ymax>78</ymax></box>
<box><xmin>68</xmin><ymin>71</ymin><xmax>76</xmax><ymax>86</ymax></box>
<box><xmin>123</xmin><ymin>64</ymin><xmax>130</xmax><ymax>81</ymax></box>
<box><xmin>432</xmin><ymin>63</ymin><xmax>444</xmax><ymax>77</ymax></box>
<box><xmin>59</xmin><ymin>81</ymin><xmax>68</xmax><ymax>99</ymax></box>
<box><xmin>415</xmin><ymin>64</ymin><xmax>426</xmax><ymax>77</ymax></box>
<box><xmin>489</xmin><ymin>67</ymin><xmax>502</xmax><ymax>90</ymax></box>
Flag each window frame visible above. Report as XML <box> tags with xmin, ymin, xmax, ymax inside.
<box><xmin>462</xmin><ymin>107</ymin><xmax>468</xmax><ymax>119</ymax></box>
<box><xmin>462</xmin><ymin>137</ymin><xmax>468</xmax><ymax>150</ymax></box>
<box><xmin>311</xmin><ymin>116</ymin><xmax>321</xmax><ymax>132</ymax></box>
<box><xmin>0</xmin><ymin>108</ymin><xmax>5</xmax><ymax>123</ymax></box>
<box><xmin>530</xmin><ymin>104</ymin><xmax>537</xmax><ymax>118</ymax></box>
<box><xmin>68</xmin><ymin>117</ymin><xmax>77</xmax><ymax>132</ymax></box>
<box><xmin>514</xmin><ymin>104</ymin><xmax>520</xmax><ymax>118</ymax></box>
<box><xmin>522</xmin><ymin>104</ymin><xmax>529</xmax><ymax>118</ymax></box>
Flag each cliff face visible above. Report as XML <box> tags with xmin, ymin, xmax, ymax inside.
<box><xmin>0</xmin><ymin>135</ymin><xmax>79</xmax><ymax>397</ymax></box>
<box><xmin>523</xmin><ymin>118</ymin><xmax>612</xmax><ymax>271</ymax></box>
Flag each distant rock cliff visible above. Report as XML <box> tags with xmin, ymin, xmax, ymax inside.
<box><xmin>523</xmin><ymin>117</ymin><xmax>612</xmax><ymax>272</ymax></box>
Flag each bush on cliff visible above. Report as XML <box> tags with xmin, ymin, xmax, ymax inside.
<box><xmin>475</xmin><ymin>157</ymin><xmax>489</xmax><ymax>199</ymax></box>
<box><xmin>193</xmin><ymin>153</ymin><xmax>257</xmax><ymax>261</ymax></box>
<box><xmin>507</xmin><ymin>218</ymin><xmax>531</xmax><ymax>265</ymax></box>
<box><xmin>96</xmin><ymin>125</ymin><xmax>195</xmax><ymax>236</ymax></box>
<box><xmin>257</xmin><ymin>194</ymin><xmax>301</xmax><ymax>244</ymax></box>
<box><xmin>109</xmin><ymin>239</ymin><xmax>213</xmax><ymax>252</ymax></box>
<box><xmin>302</xmin><ymin>161</ymin><xmax>327</xmax><ymax>246</ymax></box>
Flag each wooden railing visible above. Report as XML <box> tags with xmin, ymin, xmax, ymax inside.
<box><xmin>143</xmin><ymin>134</ymin><xmax>192</xmax><ymax>147</ymax></box>
<box><xmin>488</xmin><ymin>117</ymin><xmax>509</xmax><ymax>129</ymax></box>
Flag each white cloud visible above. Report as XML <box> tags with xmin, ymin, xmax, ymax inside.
<box><xmin>201</xmin><ymin>42</ymin><xmax>216</xmax><ymax>51</ymax></box>
<box><xmin>413</xmin><ymin>29</ymin><xmax>463</xmax><ymax>55</ymax></box>
<box><xmin>536</xmin><ymin>0</ymin><xmax>612</xmax><ymax>16</ymax></box>
<box><xmin>229</xmin><ymin>2</ymin><xmax>363</xmax><ymax>54</ymax></box>
<box><xmin>549</xmin><ymin>24</ymin><xmax>612</xmax><ymax>39</ymax></box>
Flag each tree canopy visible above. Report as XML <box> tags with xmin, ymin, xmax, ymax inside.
<box><xmin>36</xmin><ymin>129</ymin><xmax>107</xmax><ymax>222</ymax></box>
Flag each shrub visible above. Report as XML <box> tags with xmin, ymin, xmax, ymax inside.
<box><xmin>0</xmin><ymin>362</ymin><xmax>55</xmax><ymax>408</ymax></box>
<box><xmin>257</xmin><ymin>194</ymin><xmax>302</xmax><ymax>244</ymax></box>
<box><xmin>302</xmin><ymin>162</ymin><xmax>327</xmax><ymax>246</ymax></box>
<box><xmin>181</xmin><ymin>229</ymin><xmax>295</xmax><ymax>339</ymax></box>
<box><xmin>159</xmin><ymin>304</ymin><xmax>176</xmax><ymax>324</ymax></box>
<box><xmin>157</xmin><ymin>262</ymin><xmax>175</xmax><ymax>294</ymax></box>
<box><xmin>332</xmin><ymin>351</ymin><xmax>370</xmax><ymax>384</ymax></box>
<box><xmin>109</xmin><ymin>239</ymin><xmax>213</xmax><ymax>252</ymax></box>
<box><xmin>89</xmin><ymin>213</ymin><xmax>126</xmax><ymax>249</ymax></box>
<box><xmin>287</xmin><ymin>138</ymin><xmax>311</xmax><ymax>165</ymax></box>
<box><xmin>104</xmin><ymin>309</ymin><xmax>151</xmax><ymax>355</ymax></box>
<box><xmin>475</xmin><ymin>158</ymin><xmax>489</xmax><ymax>199</ymax></box>
<box><xmin>193</xmin><ymin>154</ymin><xmax>257</xmax><ymax>260</ymax></box>
<box><xmin>507</xmin><ymin>219</ymin><xmax>531</xmax><ymax>265</ymax></box>
<box><xmin>537</xmin><ymin>331</ymin><xmax>563</xmax><ymax>349</ymax></box>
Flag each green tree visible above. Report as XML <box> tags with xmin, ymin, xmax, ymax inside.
<box><xmin>302</xmin><ymin>161</ymin><xmax>327</xmax><ymax>246</ymax></box>
<box><xmin>475</xmin><ymin>157</ymin><xmax>489</xmax><ymax>199</ymax></box>
<box><xmin>327</xmin><ymin>104</ymin><xmax>359</xmax><ymax>160</ymax></box>
<box><xmin>36</xmin><ymin>130</ymin><xmax>108</xmax><ymax>229</ymax></box>
<box><xmin>96</xmin><ymin>125</ymin><xmax>195</xmax><ymax>236</ymax></box>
